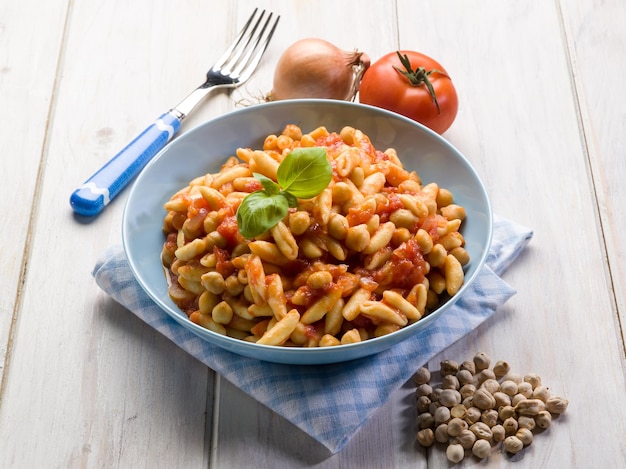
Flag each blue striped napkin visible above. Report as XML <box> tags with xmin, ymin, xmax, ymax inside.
<box><xmin>93</xmin><ymin>215</ymin><xmax>532</xmax><ymax>453</ymax></box>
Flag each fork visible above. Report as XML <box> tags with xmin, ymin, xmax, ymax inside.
<box><xmin>70</xmin><ymin>8</ymin><xmax>279</xmax><ymax>217</ymax></box>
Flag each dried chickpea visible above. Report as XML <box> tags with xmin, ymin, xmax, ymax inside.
<box><xmin>516</xmin><ymin>399</ymin><xmax>546</xmax><ymax>416</ymax></box>
<box><xmin>481</xmin><ymin>409</ymin><xmax>499</xmax><ymax>428</ymax></box>
<box><xmin>416</xmin><ymin>395</ymin><xmax>431</xmax><ymax>414</ymax></box>
<box><xmin>440</xmin><ymin>359</ymin><xmax>460</xmax><ymax>376</ymax></box>
<box><xmin>446</xmin><ymin>444</ymin><xmax>465</xmax><ymax>463</ymax></box>
<box><xmin>416</xmin><ymin>383</ymin><xmax>433</xmax><ymax>397</ymax></box>
<box><xmin>517</xmin><ymin>382</ymin><xmax>533</xmax><ymax>398</ymax></box>
<box><xmin>470</xmin><ymin>422</ymin><xmax>493</xmax><ymax>440</ymax></box>
<box><xmin>434</xmin><ymin>406</ymin><xmax>451</xmax><ymax>425</ymax></box>
<box><xmin>463</xmin><ymin>406</ymin><xmax>481</xmax><ymax>425</ymax></box>
<box><xmin>480</xmin><ymin>378</ymin><xmax>500</xmax><ymax>395</ymax></box>
<box><xmin>533</xmin><ymin>385</ymin><xmax>551</xmax><ymax>402</ymax></box>
<box><xmin>498</xmin><ymin>405</ymin><xmax>516</xmax><ymax>421</ymax></box>
<box><xmin>503</xmin><ymin>372</ymin><xmax>523</xmax><ymax>384</ymax></box>
<box><xmin>435</xmin><ymin>423</ymin><xmax>450</xmax><ymax>443</ymax></box>
<box><xmin>504</xmin><ymin>435</ymin><xmax>524</xmax><ymax>454</ymax></box>
<box><xmin>416</xmin><ymin>428</ymin><xmax>435</xmax><ymax>447</ymax></box>
<box><xmin>439</xmin><ymin>389</ymin><xmax>462</xmax><ymax>407</ymax></box>
<box><xmin>535</xmin><ymin>410</ymin><xmax>552</xmax><ymax>429</ymax></box>
<box><xmin>442</xmin><ymin>374</ymin><xmax>460</xmax><ymax>390</ymax></box>
<box><xmin>457</xmin><ymin>428</ymin><xmax>477</xmax><ymax>449</ymax></box>
<box><xmin>447</xmin><ymin>417</ymin><xmax>468</xmax><ymax>437</ymax></box>
<box><xmin>491</xmin><ymin>424</ymin><xmax>506</xmax><ymax>443</ymax></box>
<box><xmin>459</xmin><ymin>384</ymin><xmax>476</xmax><ymax>400</ymax></box>
<box><xmin>459</xmin><ymin>360</ymin><xmax>476</xmax><ymax>375</ymax></box>
<box><xmin>546</xmin><ymin>396</ymin><xmax>569</xmax><ymax>414</ymax></box>
<box><xmin>472</xmin><ymin>439</ymin><xmax>491</xmax><ymax>459</ymax></box>
<box><xmin>517</xmin><ymin>415</ymin><xmax>536</xmax><ymax>431</ymax></box>
<box><xmin>414</xmin><ymin>367</ymin><xmax>431</xmax><ymax>385</ymax></box>
<box><xmin>450</xmin><ymin>404</ymin><xmax>467</xmax><ymax>419</ymax></box>
<box><xmin>456</xmin><ymin>369</ymin><xmax>474</xmax><ymax>386</ymax></box>
<box><xmin>524</xmin><ymin>373</ymin><xmax>542</xmax><ymax>389</ymax></box>
<box><xmin>516</xmin><ymin>427</ymin><xmax>534</xmax><ymax>446</ymax></box>
<box><xmin>499</xmin><ymin>380</ymin><xmax>518</xmax><ymax>397</ymax></box>
<box><xmin>493</xmin><ymin>391</ymin><xmax>512</xmax><ymax>408</ymax></box>
<box><xmin>502</xmin><ymin>417</ymin><xmax>518</xmax><ymax>436</ymax></box>
<box><xmin>435</xmin><ymin>423</ymin><xmax>450</xmax><ymax>444</ymax></box>
<box><xmin>416</xmin><ymin>412</ymin><xmax>434</xmax><ymax>429</ymax></box>
<box><xmin>475</xmin><ymin>369</ymin><xmax>496</xmax><ymax>385</ymax></box>
<box><xmin>493</xmin><ymin>360</ymin><xmax>511</xmax><ymax>379</ymax></box>
<box><xmin>512</xmin><ymin>393</ymin><xmax>528</xmax><ymax>407</ymax></box>
<box><xmin>473</xmin><ymin>352</ymin><xmax>491</xmax><ymax>372</ymax></box>
<box><xmin>473</xmin><ymin>388</ymin><xmax>496</xmax><ymax>410</ymax></box>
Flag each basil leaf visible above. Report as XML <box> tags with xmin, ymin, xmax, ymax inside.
<box><xmin>281</xmin><ymin>191</ymin><xmax>299</xmax><ymax>208</ymax></box>
<box><xmin>277</xmin><ymin>147</ymin><xmax>332</xmax><ymax>199</ymax></box>
<box><xmin>236</xmin><ymin>191</ymin><xmax>289</xmax><ymax>239</ymax></box>
<box><xmin>254</xmin><ymin>172</ymin><xmax>280</xmax><ymax>195</ymax></box>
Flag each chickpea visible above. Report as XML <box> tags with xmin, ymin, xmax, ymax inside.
<box><xmin>493</xmin><ymin>360</ymin><xmax>511</xmax><ymax>378</ymax></box>
<box><xmin>450</xmin><ymin>404</ymin><xmax>467</xmax><ymax>419</ymax></box>
<box><xmin>459</xmin><ymin>384</ymin><xmax>476</xmax><ymax>400</ymax></box>
<box><xmin>434</xmin><ymin>406</ymin><xmax>451</xmax><ymax>425</ymax></box>
<box><xmin>416</xmin><ymin>428</ymin><xmax>435</xmax><ymax>447</ymax></box>
<box><xmin>517</xmin><ymin>415</ymin><xmax>536</xmax><ymax>431</ymax></box>
<box><xmin>546</xmin><ymin>396</ymin><xmax>569</xmax><ymax>414</ymax></box>
<box><xmin>473</xmin><ymin>388</ymin><xmax>496</xmax><ymax>410</ymax></box>
<box><xmin>481</xmin><ymin>409</ymin><xmax>499</xmax><ymax>428</ymax></box>
<box><xmin>463</xmin><ymin>406</ymin><xmax>481</xmax><ymax>425</ymax></box>
<box><xmin>457</xmin><ymin>428</ymin><xmax>477</xmax><ymax>449</ymax></box>
<box><xmin>491</xmin><ymin>424</ymin><xmax>506</xmax><ymax>443</ymax></box>
<box><xmin>499</xmin><ymin>380</ymin><xmax>518</xmax><ymax>397</ymax></box>
<box><xmin>475</xmin><ymin>369</ymin><xmax>496</xmax><ymax>385</ymax></box>
<box><xmin>447</xmin><ymin>417</ymin><xmax>468</xmax><ymax>437</ymax></box>
<box><xmin>516</xmin><ymin>427</ymin><xmax>534</xmax><ymax>446</ymax></box>
<box><xmin>503</xmin><ymin>372</ymin><xmax>523</xmax><ymax>384</ymax></box>
<box><xmin>511</xmin><ymin>393</ymin><xmax>527</xmax><ymax>407</ymax></box>
<box><xmin>416</xmin><ymin>395</ymin><xmax>431</xmax><ymax>414</ymax></box>
<box><xmin>414</xmin><ymin>367</ymin><xmax>431</xmax><ymax>385</ymax></box>
<box><xmin>480</xmin><ymin>378</ymin><xmax>500</xmax><ymax>395</ymax></box>
<box><xmin>517</xmin><ymin>382</ymin><xmax>533</xmax><ymax>398</ymax></box>
<box><xmin>416</xmin><ymin>412</ymin><xmax>434</xmax><ymax>429</ymax></box>
<box><xmin>473</xmin><ymin>352</ymin><xmax>491</xmax><ymax>372</ymax></box>
<box><xmin>446</xmin><ymin>444</ymin><xmax>465</xmax><ymax>463</ymax></box>
<box><xmin>535</xmin><ymin>410</ymin><xmax>552</xmax><ymax>429</ymax></box>
<box><xmin>470</xmin><ymin>422</ymin><xmax>493</xmax><ymax>440</ymax></box>
<box><xmin>502</xmin><ymin>417</ymin><xmax>519</xmax><ymax>436</ymax></box>
<box><xmin>498</xmin><ymin>405</ymin><xmax>516</xmax><ymax>421</ymax></box>
<box><xmin>493</xmin><ymin>391</ymin><xmax>512</xmax><ymax>408</ymax></box>
<box><xmin>524</xmin><ymin>373</ymin><xmax>542</xmax><ymax>389</ymax></box>
<box><xmin>459</xmin><ymin>360</ymin><xmax>476</xmax><ymax>375</ymax></box>
<box><xmin>442</xmin><ymin>374</ymin><xmax>460</xmax><ymax>391</ymax></box>
<box><xmin>532</xmin><ymin>385</ymin><xmax>551</xmax><ymax>403</ymax></box>
<box><xmin>516</xmin><ymin>399</ymin><xmax>546</xmax><ymax>416</ymax></box>
<box><xmin>415</xmin><ymin>383</ymin><xmax>433</xmax><ymax>397</ymax></box>
<box><xmin>440</xmin><ymin>359</ymin><xmax>460</xmax><ymax>376</ymax></box>
<box><xmin>472</xmin><ymin>439</ymin><xmax>491</xmax><ymax>459</ymax></box>
<box><xmin>456</xmin><ymin>369</ymin><xmax>474</xmax><ymax>386</ymax></box>
<box><xmin>435</xmin><ymin>424</ymin><xmax>450</xmax><ymax>444</ymax></box>
<box><xmin>439</xmin><ymin>389</ymin><xmax>462</xmax><ymax>407</ymax></box>
<box><xmin>504</xmin><ymin>436</ymin><xmax>524</xmax><ymax>454</ymax></box>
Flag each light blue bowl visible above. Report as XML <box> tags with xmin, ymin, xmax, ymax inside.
<box><xmin>122</xmin><ymin>99</ymin><xmax>492</xmax><ymax>365</ymax></box>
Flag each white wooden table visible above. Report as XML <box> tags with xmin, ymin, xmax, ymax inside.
<box><xmin>2</xmin><ymin>1</ymin><xmax>625</xmax><ymax>467</ymax></box>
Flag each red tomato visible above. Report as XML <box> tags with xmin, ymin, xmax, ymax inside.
<box><xmin>358</xmin><ymin>51</ymin><xmax>459</xmax><ymax>134</ymax></box>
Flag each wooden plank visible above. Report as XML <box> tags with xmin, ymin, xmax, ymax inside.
<box><xmin>0</xmin><ymin>0</ymin><xmax>68</xmax><ymax>385</ymax></box>
<box><xmin>0</xmin><ymin>1</ymin><xmax>221</xmax><ymax>466</ymax></box>
<box><xmin>394</xmin><ymin>0</ymin><xmax>625</xmax><ymax>467</ymax></box>
<box><xmin>559</xmin><ymin>0</ymin><xmax>626</xmax><ymax>341</ymax></box>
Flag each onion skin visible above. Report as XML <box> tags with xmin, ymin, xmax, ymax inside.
<box><xmin>269</xmin><ymin>38</ymin><xmax>370</xmax><ymax>101</ymax></box>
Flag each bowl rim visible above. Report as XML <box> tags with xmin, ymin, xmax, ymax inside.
<box><xmin>122</xmin><ymin>98</ymin><xmax>493</xmax><ymax>364</ymax></box>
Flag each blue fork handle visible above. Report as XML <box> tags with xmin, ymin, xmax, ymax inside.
<box><xmin>70</xmin><ymin>112</ymin><xmax>182</xmax><ymax>217</ymax></box>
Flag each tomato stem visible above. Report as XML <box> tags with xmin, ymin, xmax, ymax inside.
<box><xmin>393</xmin><ymin>51</ymin><xmax>446</xmax><ymax>114</ymax></box>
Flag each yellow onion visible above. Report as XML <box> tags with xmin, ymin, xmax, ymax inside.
<box><xmin>268</xmin><ymin>38</ymin><xmax>370</xmax><ymax>101</ymax></box>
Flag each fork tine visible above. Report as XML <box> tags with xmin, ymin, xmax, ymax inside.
<box><xmin>211</xmin><ymin>8</ymin><xmax>261</xmax><ymax>71</ymax></box>
<box><xmin>232</xmin><ymin>12</ymin><xmax>280</xmax><ymax>82</ymax></box>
